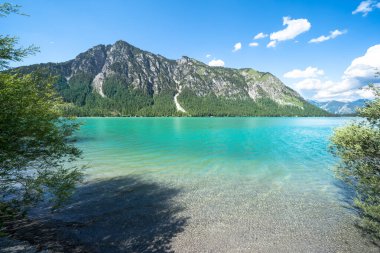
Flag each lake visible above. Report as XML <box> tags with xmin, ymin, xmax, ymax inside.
<box><xmin>48</xmin><ymin>117</ymin><xmax>378</xmax><ymax>252</ymax></box>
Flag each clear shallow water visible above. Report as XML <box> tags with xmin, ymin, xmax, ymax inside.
<box><xmin>78</xmin><ymin>117</ymin><xmax>339</xmax><ymax>179</ymax></box>
<box><xmin>65</xmin><ymin>117</ymin><xmax>378</xmax><ymax>252</ymax></box>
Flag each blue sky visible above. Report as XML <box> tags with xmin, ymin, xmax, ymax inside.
<box><xmin>3</xmin><ymin>0</ymin><xmax>380</xmax><ymax>101</ymax></box>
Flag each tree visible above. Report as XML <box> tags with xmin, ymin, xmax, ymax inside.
<box><xmin>331</xmin><ymin>85</ymin><xmax>380</xmax><ymax>241</ymax></box>
<box><xmin>0</xmin><ymin>3</ymin><xmax>38</xmax><ymax>70</ymax></box>
<box><xmin>0</xmin><ymin>2</ymin><xmax>82</xmax><ymax>223</ymax></box>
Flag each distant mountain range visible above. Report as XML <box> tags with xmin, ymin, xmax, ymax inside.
<box><xmin>12</xmin><ymin>40</ymin><xmax>328</xmax><ymax>117</ymax></box>
<box><xmin>308</xmin><ymin>99</ymin><xmax>369</xmax><ymax>115</ymax></box>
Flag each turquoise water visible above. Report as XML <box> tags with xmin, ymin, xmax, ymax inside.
<box><xmin>70</xmin><ymin>117</ymin><xmax>377</xmax><ymax>252</ymax></box>
<box><xmin>78</xmin><ymin>117</ymin><xmax>339</xmax><ymax>179</ymax></box>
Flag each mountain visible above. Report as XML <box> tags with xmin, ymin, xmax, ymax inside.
<box><xmin>308</xmin><ymin>99</ymin><xmax>369</xmax><ymax>115</ymax></box>
<box><xmin>13</xmin><ymin>40</ymin><xmax>328</xmax><ymax>117</ymax></box>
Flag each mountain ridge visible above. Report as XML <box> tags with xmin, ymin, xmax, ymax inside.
<box><xmin>308</xmin><ymin>99</ymin><xmax>369</xmax><ymax>115</ymax></box>
<box><xmin>12</xmin><ymin>40</ymin><xmax>329</xmax><ymax>117</ymax></box>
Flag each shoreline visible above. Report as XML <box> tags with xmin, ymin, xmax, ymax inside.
<box><xmin>2</xmin><ymin>172</ymin><xmax>379</xmax><ymax>252</ymax></box>
<box><xmin>69</xmin><ymin>115</ymin><xmax>358</xmax><ymax>118</ymax></box>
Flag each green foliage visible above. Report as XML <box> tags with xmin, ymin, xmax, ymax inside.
<box><xmin>137</xmin><ymin>90</ymin><xmax>181</xmax><ymax>116</ymax></box>
<box><xmin>0</xmin><ymin>2</ymin><xmax>22</xmax><ymax>17</ymax></box>
<box><xmin>0</xmin><ymin>74</ymin><xmax>83</xmax><ymax>209</ymax></box>
<box><xmin>178</xmin><ymin>88</ymin><xmax>328</xmax><ymax>117</ymax></box>
<box><xmin>0</xmin><ymin>3</ymin><xmax>83</xmax><ymax>232</ymax></box>
<box><xmin>102</xmin><ymin>75</ymin><xmax>154</xmax><ymax>115</ymax></box>
<box><xmin>331</xmin><ymin>85</ymin><xmax>380</xmax><ymax>241</ymax></box>
<box><xmin>61</xmin><ymin>72</ymin><xmax>93</xmax><ymax>106</ymax></box>
<box><xmin>0</xmin><ymin>36</ymin><xmax>38</xmax><ymax>70</ymax></box>
<box><xmin>0</xmin><ymin>3</ymin><xmax>38</xmax><ymax>70</ymax></box>
<box><xmin>358</xmin><ymin>85</ymin><xmax>380</xmax><ymax>124</ymax></box>
<box><xmin>60</xmin><ymin>85</ymin><xmax>328</xmax><ymax>117</ymax></box>
<box><xmin>60</xmin><ymin>74</ymin><xmax>182</xmax><ymax>117</ymax></box>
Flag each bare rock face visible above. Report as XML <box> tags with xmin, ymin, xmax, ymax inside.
<box><xmin>69</xmin><ymin>45</ymin><xmax>108</xmax><ymax>78</ymax></box>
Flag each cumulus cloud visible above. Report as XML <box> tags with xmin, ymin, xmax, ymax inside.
<box><xmin>309</xmin><ymin>29</ymin><xmax>347</xmax><ymax>43</ymax></box>
<box><xmin>292</xmin><ymin>78</ymin><xmax>331</xmax><ymax>91</ymax></box>
<box><xmin>232</xmin><ymin>42</ymin><xmax>242</xmax><ymax>52</ymax></box>
<box><xmin>208</xmin><ymin>59</ymin><xmax>225</xmax><ymax>67</ymax></box>
<box><xmin>292</xmin><ymin>79</ymin><xmax>377</xmax><ymax>101</ymax></box>
<box><xmin>352</xmin><ymin>0</ymin><xmax>380</xmax><ymax>16</ymax></box>
<box><xmin>206</xmin><ymin>54</ymin><xmax>211</xmax><ymax>58</ymax></box>
<box><xmin>254</xmin><ymin>32</ymin><xmax>268</xmax><ymax>39</ymax></box>
<box><xmin>267</xmin><ymin>17</ymin><xmax>311</xmax><ymax>47</ymax></box>
<box><xmin>289</xmin><ymin>44</ymin><xmax>380</xmax><ymax>101</ymax></box>
<box><xmin>284</xmin><ymin>67</ymin><xmax>325</xmax><ymax>78</ymax></box>
<box><xmin>314</xmin><ymin>87</ymin><xmax>377</xmax><ymax>101</ymax></box>
<box><xmin>344</xmin><ymin>44</ymin><xmax>380</xmax><ymax>81</ymax></box>
<box><xmin>267</xmin><ymin>41</ymin><xmax>277</xmax><ymax>48</ymax></box>
<box><xmin>249</xmin><ymin>42</ymin><xmax>259</xmax><ymax>47</ymax></box>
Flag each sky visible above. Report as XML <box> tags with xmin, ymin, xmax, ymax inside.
<box><xmin>2</xmin><ymin>0</ymin><xmax>380</xmax><ymax>101</ymax></box>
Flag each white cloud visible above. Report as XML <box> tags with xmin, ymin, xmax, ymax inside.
<box><xmin>293</xmin><ymin>78</ymin><xmax>331</xmax><ymax>91</ymax></box>
<box><xmin>206</xmin><ymin>54</ymin><xmax>211</xmax><ymax>58</ymax></box>
<box><xmin>208</xmin><ymin>59</ymin><xmax>225</xmax><ymax>67</ymax></box>
<box><xmin>309</xmin><ymin>29</ymin><xmax>347</xmax><ymax>43</ymax></box>
<box><xmin>289</xmin><ymin>44</ymin><xmax>380</xmax><ymax>101</ymax></box>
<box><xmin>267</xmin><ymin>17</ymin><xmax>311</xmax><ymax>47</ymax></box>
<box><xmin>292</xmin><ymin>79</ymin><xmax>376</xmax><ymax>101</ymax></box>
<box><xmin>270</xmin><ymin>17</ymin><xmax>311</xmax><ymax>41</ymax></box>
<box><xmin>284</xmin><ymin>67</ymin><xmax>325</xmax><ymax>78</ymax></box>
<box><xmin>353</xmin><ymin>0</ymin><xmax>373</xmax><ymax>15</ymax></box>
<box><xmin>355</xmin><ymin>87</ymin><xmax>377</xmax><ymax>99</ymax></box>
<box><xmin>314</xmin><ymin>87</ymin><xmax>376</xmax><ymax>101</ymax></box>
<box><xmin>267</xmin><ymin>41</ymin><xmax>277</xmax><ymax>48</ymax></box>
<box><xmin>249</xmin><ymin>42</ymin><xmax>259</xmax><ymax>47</ymax></box>
<box><xmin>233</xmin><ymin>42</ymin><xmax>242</xmax><ymax>52</ymax></box>
<box><xmin>254</xmin><ymin>32</ymin><xmax>268</xmax><ymax>39</ymax></box>
<box><xmin>352</xmin><ymin>0</ymin><xmax>377</xmax><ymax>16</ymax></box>
<box><xmin>344</xmin><ymin>44</ymin><xmax>380</xmax><ymax>80</ymax></box>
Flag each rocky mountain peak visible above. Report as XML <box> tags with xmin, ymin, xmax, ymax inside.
<box><xmin>177</xmin><ymin>56</ymin><xmax>204</xmax><ymax>66</ymax></box>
